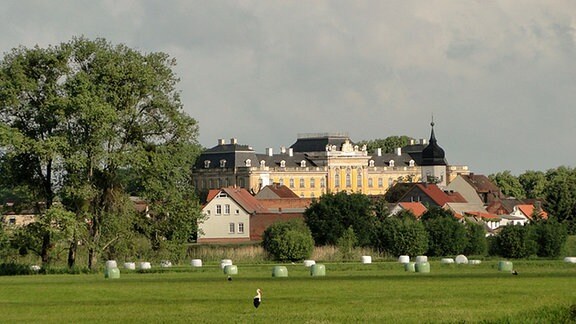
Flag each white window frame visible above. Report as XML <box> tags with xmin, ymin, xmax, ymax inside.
<box><xmin>238</xmin><ymin>222</ymin><xmax>244</xmax><ymax>233</ymax></box>
<box><xmin>229</xmin><ymin>223</ymin><xmax>235</xmax><ymax>233</ymax></box>
<box><xmin>216</xmin><ymin>204</ymin><xmax>222</xmax><ymax>215</ymax></box>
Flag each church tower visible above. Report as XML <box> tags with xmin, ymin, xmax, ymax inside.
<box><xmin>421</xmin><ymin>119</ymin><xmax>448</xmax><ymax>187</ymax></box>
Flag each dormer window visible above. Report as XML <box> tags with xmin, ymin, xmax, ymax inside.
<box><xmin>245</xmin><ymin>159</ymin><xmax>251</xmax><ymax>167</ymax></box>
<box><xmin>409</xmin><ymin>159</ymin><xmax>415</xmax><ymax>167</ymax></box>
<box><xmin>280</xmin><ymin>160</ymin><xmax>286</xmax><ymax>168</ymax></box>
<box><xmin>220</xmin><ymin>159</ymin><xmax>226</xmax><ymax>168</ymax></box>
<box><xmin>389</xmin><ymin>160</ymin><xmax>395</xmax><ymax>167</ymax></box>
<box><xmin>260</xmin><ymin>160</ymin><xmax>266</xmax><ymax>167</ymax></box>
<box><xmin>300</xmin><ymin>160</ymin><xmax>306</xmax><ymax>168</ymax></box>
<box><xmin>204</xmin><ymin>160</ymin><xmax>211</xmax><ymax>168</ymax></box>
<box><xmin>369</xmin><ymin>160</ymin><xmax>375</xmax><ymax>167</ymax></box>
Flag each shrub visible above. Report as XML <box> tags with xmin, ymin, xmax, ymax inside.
<box><xmin>337</xmin><ymin>227</ymin><xmax>358</xmax><ymax>260</ymax></box>
<box><xmin>262</xmin><ymin>219</ymin><xmax>314</xmax><ymax>261</ymax></box>
<box><xmin>423</xmin><ymin>214</ymin><xmax>467</xmax><ymax>256</ymax></box>
<box><xmin>464</xmin><ymin>222</ymin><xmax>487</xmax><ymax>256</ymax></box>
<box><xmin>494</xmin><ymin>225</ymin><xmax>537</xmax><ymax>258</ymax></box>
<box><xmin>530</xmin><ymin>219</ymin><xmax>568</xmax><ymax>257</ymax></box>
<box><xmin>376</xmin><ymin>216</ymin><xmax>428</xmax><ymax>256</ymax></box>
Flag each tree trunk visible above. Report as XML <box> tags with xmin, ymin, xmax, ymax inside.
<box><xmin>40</xmin><ymin>232</ymin><xmax>51</xmax><ymax>266</ymax></box>
<box><xmin>67</xmin><ymin>237</ymin><xmax>77</xmax><ymax>268</ymax></box>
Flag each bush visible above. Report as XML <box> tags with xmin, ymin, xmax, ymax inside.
<box><xmin>423</xmin><ymin>213</ymin><xmax>467</xmax><ymax>256</ymax></box>
<box><xmin>262</xmin><ymin>219</ymin><xmax>314</xmax><ymax>261</ymax></box>
<box><xmin>376</xmin><ymin>216</ymin><xmax>428</xmax><ymax>256</ymax></box>
<box><xmin>530</xmin><ymin>219</ymin><xmax>568</xmax><ymax>257</ymax></box>
<box><xmin>494</xmin><ymin>225</ymin><xmax>537</xmax><ymax>258</ymax></box>
<box><xmin>337</xmin><ymin>227</ymin><xmax>358</xmax><ymax>260</ymax></box>
<box><xmin>0</xmin><ymin>263</ymin><xmax>34</xmax><ymax>276</ymax></box>
<box><xmin>464</xmin><ymin>222</ymin><xmax>487</xmax><ymax>256</ymax></box>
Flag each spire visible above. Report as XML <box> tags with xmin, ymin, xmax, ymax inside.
<box><xmin>421</xmin><ymin>118</ymin><xmax>446</xmax><ymax>166</ymax></box>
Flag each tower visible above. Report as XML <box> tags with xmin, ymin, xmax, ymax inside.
<box><xmin>420</xmin><ymin>119</ymin><xmax>448</xmax><ymax>187</ymax></box>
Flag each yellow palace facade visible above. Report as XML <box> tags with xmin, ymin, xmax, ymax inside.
<box><xmin>192</xmin><ymin>126</ymin><xmax>469</xmax><ymax>198</ymax></box>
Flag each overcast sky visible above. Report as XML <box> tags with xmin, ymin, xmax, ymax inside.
<box><xmin>1</xmin><ymin>1</ymin><xmax>575</xmax><ymax>175</ymax></box>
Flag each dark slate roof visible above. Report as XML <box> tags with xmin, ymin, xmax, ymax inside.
<box><xmin>193</xmin><ymin>143</ymin><xmax>259</xmax><ymax>169</ymax></box>
<box><xmin>370</xmin><ymin>151</ymin><xmax>416</xmax><ymax>167</ymax></box>
<box><xmin>421</xmin><ymin>122</ymin><xmax>447</xmax><ymax>166</ymax></box>
<box><xmin>289</xmin><ymin>133</ymin><xmax>351</xmax><ymax>153</ymax></box>
<box><xmin>256</xmin><ymin>152</ymin><xmax>320</xmax><ymax>168</ymax></box>
<box><xmin>462</xmin><ymin>174</ymin><xmax>501</xmax><ymax>194</ymax></box>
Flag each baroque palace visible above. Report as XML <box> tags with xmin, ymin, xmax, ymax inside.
<box><xmin>192</xmin><ymin>122</ymin><xmax>470</xmax><ymax>198</ymax></box>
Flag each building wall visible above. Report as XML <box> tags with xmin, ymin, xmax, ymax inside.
<box><xmin>249</xmin><ymin>213</ymin><xmax>304</xmax><ymax>241</ymax></box>
<box><xmin>446</xmin><ymin>176</ymin><xmax>484</xmax><ymax>205</ymax></box>
<box><xmin>198</xmin><ymin>195</ymin><xmax>251</xmax><ymax>242</ymax></box>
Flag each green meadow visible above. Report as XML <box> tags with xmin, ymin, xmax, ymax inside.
<box><xmin>0</xmin><ymin>261</ymin><xmax>575</xmax><ymax>323</ymax></box>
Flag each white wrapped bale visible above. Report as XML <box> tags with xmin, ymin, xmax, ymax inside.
<box><xmin>191</xmin><ymin>259</ymin><xmax>203</xmax><ymax>267</ymax></box>
<box><xmin>468</xmin><ymin>260</ymin><xmax>481</xmax><ymax>265</ymax></box>
<box><xmin>415</xmin><ymin>256</ymin><xmax>428</xmax><ymax>263</ymax></box>
<box><xmin>455</xmin><ymin>255</ymin><xmax>468</xmax><ymax>264</ymax></box>
<box><xmin>160</xmin><ymin>260</ymin><xmax>172</xmax><ymax>268</ymax></box>
<box><xmin>398</xmin><ymin>255</ymin><xmax>410</xmax><ymax>264</ymax></box>
<box><xmin>361</xmin><ymin>256</ymin><xmax>372</xmax><ymax>264</ymax></box>
<box><xmin>564</xmin><ymin>257</ymin><xmax>576</xmax><ymax>263</ymax></box>
<box><xmin>124</xmin><ymin>262</ymin><xmax>136</xmax><ymax>270</ymax></box>
<box><xmin>441</xmin><ymin>258</ymin><xmax>454</xmax><ymax>264</ymax></box>
<box><xmin>303</xmin><ymin>260</ymin><xmax>316</xmax><ymax>267</ymax></box>
<box><xmin>105</xmin><ymin>260</ymin><xmax>117</xmax><ymax>269</ymax></box>
<box><xmin>139</xmin><ymin>262</ymin><xmax>151</xmax><ymax>270</ymax></box>
<box><xmin>220</xmin><ymin>259</ymin><xmax>233</xmax><ymax>269</ymax></box>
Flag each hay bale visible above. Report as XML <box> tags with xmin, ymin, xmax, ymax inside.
<box><xmin>564</xmin><ymin>257</ymin><xmax>576</xmax><ymax>264</ymax></box>
<box><xmin>104</xmin><ymin>267</ymin><xmax>120</xmax><ymax>279</ymax></box>
<box><xmin>30</xmin><ymin>265</ymin><xmax>41</xmax><ymax>272</ymax></box>
<box><xmin>220</xmin><ymin>259</ymin><xmax>233</xmax><ymax>269</ymax></box>
<box><xmin>415</xmin><ymin>255</ymin><xmax>428</xmax><ymax>263</ymax></box>
<box><xmin>398</xmin><ymin>255</ymin><xmax>410</xmax><ymax>264</ymax></box>
<box><xmin>272</xmin><ymin>266</ymin><xmax>288</xmax><ymax>277</ymax></box>
<box><xmin>455</xmin><ymin>254</ymin><xmax>468</xmax><ymax>264</ymax></box>
<box><xmin>441</xmin><ymin>258</ymin><xmax>454</xmax><ymax>264</ymax></box>
<box><xmin>404</xmin><ymin>262</ymin><xmax>416</xmax><ymax>272</ymax></box>
<box><xmin>498</xmin><ymin>261</ymin><xmax>513</xmax><ymax>272</ymax></box>
<box><xmin>191</xmin><ymin>259</ymin><xmax>203</xmax><ymax>267</ymax></box>
<box><xmin>415</xmin><ymin>262</ymin><xmax>430</xmax><ymax>273</ymax></box>
<box><xmin>124</xmin><ymin>262</ymin><xmax>136</xmax><ymax>270</ymax></box>
<box><xmin>361</xmin><ymin>256</ymin><xmax>372</xmax><ymax>264</ymax></box>
<box><xmin>468</xmin><ymin>260</ymin><xmax>481</xmax><ymax>265</ymax></box>
<box><xmin>160</xmin><ymin>260</ymin><xmax>172</xmax><ymax>268</ymax></box>
<box><xmin>223</xmin><ymin>264</ymin><xmax>238</xmax><ymax>275</ymax></box>
<box><xmin>139</xmin><ymin>262</ymin><xmax>151</xmax><ymax>270</ymax></box>
<box><xmin>105</xmin><ymin>260</ymin><xmax>117</xmax><ymax>269</ymax></box>
<box><xmin>310</xmin><ymin>264</ymin><xmax>326</xmax><ymax>276</ymax></box>
<box><xmin>303</xmin><ymin>260</ymin><xmax>316</xmax><ymax>267</ymax></box>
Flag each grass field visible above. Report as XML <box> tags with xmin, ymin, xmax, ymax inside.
<box><xmin>0</xmin><ymin>260</ymin><xmax>575</xmax><ymax>323</ymax></box>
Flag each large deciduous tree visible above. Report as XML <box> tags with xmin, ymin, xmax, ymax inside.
<box><xmin>357</xmin><ymin>136</ymin><xmax>413</xmax><ymax>154</ymax></box>
<box><xmin>0</xmin><ymin>37</ymin><xmax>202</xmax><ymax>269</ymax></box>
<box><xmin>489</xmin><ymin>171</ymin><xmax>525</xmax><ymax>199</ymax></box>
<box><xmin>304</xmin><ymin>191</ymin><xmax>376</xmax><ymax>246</ymax></box>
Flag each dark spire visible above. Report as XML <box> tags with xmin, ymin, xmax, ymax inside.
<box><xmin>421</xmin><ymin>119</ymin><xmax>447</xmax><ymax>166</ymax></box>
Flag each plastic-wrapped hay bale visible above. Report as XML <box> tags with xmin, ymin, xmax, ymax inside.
<box><xmin>441</xmin><ymin>258</ymin><xmax>454</xmax><ymax>264</ymax></box>
<box><xmin>455</xmin><ymin>254</ymin><xmax>468</xmax><ymax>264</ymax></box>
<box><xmin>105</xmin><ymin>260</ymin><xmax>117</xmax><ymax>269</ymax></box>
<box><xmin>105</xmin><ymin>267</ymin><xmax>120</xmax><ymax>279</ymax></box>
<box><xmin>220</xmin><ymin>259</ymin><xmax>233</xmax><ymax>269</ymax></box>
<box><xmin>223</xmin><ymin>264</ymin><xmax>238</xmax><ymax>275</ymax></box>
<box><xmin>139</xmin><ymin>262</ymin><xmax>151</xmax><ymax>270</ymax></box>
<box><xmin>415</xmin><ymin>262</ymin><xmax>430</xmax><ymax>273</ymax></box>
<box><xmin>361</xmin><ymin>256</ymin><xmax>372</xmax><ymax>264</ymax></box>
<box><xmin>468</xmin><ymin>260</ymin><xmax>481</xmax><ymax>265</ymax></box>
<box><xmin>564</xmin><ymin>257</ymin><xmax>576</xmax><ymax>264</ymax></box>
<box><xmin>415</xmin><ymin>255</ymin><xmax>428</xmax><ymax>263</ymax></box>
<box><xmin>398</xmin><ymin>255</ymin><xmax>410</xmax><ymax>264</ymax></box>
<box><xmin>498</xmin><ymin>261</ymin><xmax>513</xmax><ymax>271</ymax></box>
<box><xmin>30</xmin><ymin>265</ymin><xmax>41</xmax><ymax>272</ymax></box>
<box><xmin>303</xmin><ymin>260</ymin><xmax>316</xmax><ymax>267</ymax></box>
<box><xmin>404</xmin><ymin>262</ymin><xmax>416</xmax><ymax>272</ymax></box>
<box><xmin>124</xmin><ymin>262</ymin><xmax>136</xmax><ymax>270</ymax></box>
<box><xmin>272</xmin><ymin>266</ymin><xmax>288</xmax><ymax>277</ymax></box>
<box><xmin>160</xmin><ymin>260</ymin><xmax>172</xmax><ymax>268</ymax></box>
<box><xmin>191</xmin><ymin>259</ymin><xmax>203</xmax><ymax>267</ymax></box>
<box><xmin>310</xmin><ymin>264</ymin><xmax>326</xmax><ymax>276</ymax></box>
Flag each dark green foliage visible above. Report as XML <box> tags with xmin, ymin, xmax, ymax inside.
<box><xmin>543</xmin><ymin>167</ymin><xmax>576</xmax><ymax>234</ymax></box>
<box><xmin>337</xmin><ymin>226</ymin><xmax>358</xmax><ymax>260</ymax></box>
<box><xmin>489</xmin><ymin>171</ymin><xmax>525</xmax><ymax>199</ymax></box>
<box><xmin>529</xmin><ymin>219</ymin><xmax>568</xmax><ymax>257</ymax></box>
<box><xmin>356</xmin><ymin>136</ymin><xmax>413</xmax><ymax>154</ymax></box>
<box><xmin>493</xmin><ymin>225</ymin><xmax>537</xmax><ymax>258</ymax></box>
<box><xmin>464</xmin><ymin>221</ymin><xmax>487</xmax><ymax>256</ymax></box>
<box><xmin>376</xmin><ymin>214</ymin><xmax>428</xmax><ymax>256</ymax></box>
<box><xmin>422</xmin><ymin>207</ymin><xmax>467</xmax><ymax>256</ymax></box>
<box><xmin>304</xmin><ymin>191</ymin><xmax>376</xmax><ymax>246</ymax></box>
<box><xmin>0</xmin><ymin>263</ymin><xmax>34</xmax><ymax>276</ymax></box>
<box><xmin>261</xmin><ymin>219</ymin><xmax>314</xmax><ymax>261</ymax></box>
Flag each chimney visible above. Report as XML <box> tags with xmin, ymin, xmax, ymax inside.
<box><xmin>218</xmin><ymin>139</ymin><xmax>225</xmax><ymax>145</ymax></box>
<box><xmin>288</xmin><ymin>148</ymin><xmax>293</xmax><ymax>157</ymax></box>
<box><xmin>410</xmin><ymin>139</ymin><xmax>415</xmax><ymax>145</ymax></box>
<box><xmin>421</xmin><ymin>138</ymin><xmax>427</xmax><ymax>145</ymax></box>
<box><xmin>280</xmin><ymin>146</ymin><xmax>286</xmax><ymax>154</ymax></box>
<box><xmin>230</xmin><ymin>138</ymin><xmax>237</xmax><ymax>145</ymax></box>
<box><xmin>377</xmin><ymin>148</ymin><xmax>382</xmax><ymax>156</ymax></box>
<box><xmin>266</xmin><ymin>148</ymin><xmax>273</xmax><ymax>156</ymax></box>
<box><xmin>396</xmin><ymin>147</ymin><xmax>402</xmax><ymax>156</ymax></box>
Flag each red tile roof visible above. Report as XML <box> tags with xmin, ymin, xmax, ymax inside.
<box><xmin>398</xmin><ymin>202</ymin><xmax>428</xmax><ymax>218</ymax></box>
<box><xmin>414</xmin><ymin>183</ymin><xmax>467</xmax><ymax>206</ymax></box>
<box><xmin>517</xmin><ymin>204</ymin><xmax>548</xmax><ymax>220</ymax></box>
<box><xmin>206</xmin><ymin>187</ymin><xmax>268</xmax><ymax>214</ymax></box>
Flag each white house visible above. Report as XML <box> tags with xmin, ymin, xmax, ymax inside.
<box><xmin>198</xmin><ymin>187</ymin><xmax>267</xmax><ymax>243</ymax></box>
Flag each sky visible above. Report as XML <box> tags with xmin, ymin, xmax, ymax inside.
<box><xmin>1</xmin><ymin>1</ymin><xmax>575</xmax><ymax>175</ymax></box>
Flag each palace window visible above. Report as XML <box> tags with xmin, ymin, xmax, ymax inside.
<box><xmin>245</xmin><ymin>159</ymin><xmax>251</xmax><ymax>167</ymax></box>
<box><xmin>334</xmin><ymin>172</ymin><xmax>340</xmax><ymax>188</ymax></box>
<box><xmin>300</xmin><ymin>160</ymin><xmax>306</xmax><ymax>168</ymax></box>
<box><xmin>389</xmin><ymin>160</ymin><xmax>395</xmax><ymax>167</ymax></box>
<box><xmin>409</xmin><ymin>159</ymin><xmax>415</xmax><ymax>167</ymax></box>
<box><xmin>378</xmin><ymin>178</ymin><xmax>383</xmax><ymax>188</ymax></box>
<box><xmin>368</xmin><ymin>178</ymin><xmax>373</xmax><ymax>188</ymax></box>
<box><xmin>346</xmin><ymin>171</ymin><xmax>351</xmax><ymax>188</ymax></box>
<box><xmin>220</xmin><ymin>159</ymin><xmax>226</xmax><ymax>168</ymax></box>
<box><xmin>357</xmin><ymin>174</ymin><xmax>362</xmax><ymax>187</ymax></box>
<box><xmin>204</xmin><ymin>160</ymin><xmax>210</xmax><ymax>168</ymax></box>
<box><xmin>320</xmin><ymin>177</ymin><xmax>326</xmax><ymax>188</ymax></box>
<box><xmin>280</xmin><ymin>160</ymin><xmax>286</xmax><ymax>168</ymax></box>
<box><xmin>310</xmin><ymin>178</ymin><xmax>316</xmax><ymax>188</ymax></box>
<box><xmin>369</xmin><ymin>160</ymin><xmax>375</xmax><ymax>167</ymax></box>
<box><xmin>289</xmin><ymin>178</ymin><xmax>295</xmax><ymax>188</ymax></box>
<box><xmin>299</xmin><ymin>178</ymin><xmax>305</xmax><ymax>188</ymax></box>
<box><xmin>260</xmin><ymin>160</ymin><xmax>266</xmax><ymax>167</ymax></box>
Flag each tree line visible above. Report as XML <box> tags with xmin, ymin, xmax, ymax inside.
<box><xmin>262</xmin><ymin>192</ymin><xmax>568</xmax><ymax>261</ymax></box>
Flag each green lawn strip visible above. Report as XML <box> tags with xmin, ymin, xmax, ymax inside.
<box><xmin>0</xmin><ymin>261</ymin><xmax>574</xmax><ymax>323</ymax></box>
